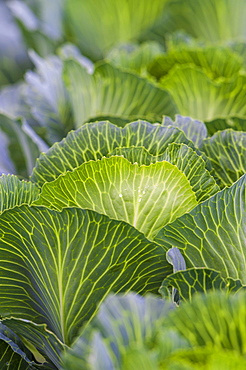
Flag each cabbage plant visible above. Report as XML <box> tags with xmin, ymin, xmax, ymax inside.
<box><xmin>0</xmin><ymin>117</ymin><xmax>245</xmax><ymax>369</ymax></box>
<box><xmin>0</xmin><ymin>1</ymin><xmax>246</xmax><ymax>368</ymax></box>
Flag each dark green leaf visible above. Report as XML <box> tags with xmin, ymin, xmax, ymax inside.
<box><xmin>0</xmin><ymin>206</ymin><xmax>171</xmax><ymax>349</ymax></box>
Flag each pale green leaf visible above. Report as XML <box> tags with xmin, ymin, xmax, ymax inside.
<box><xmin>160</xmin><ymin>65</ymin><xmax>246</xmax><ymax>122</ymax></box>
<box><xmin>108</xmin><ymin>144</ymin><xmax>219</xmax><ymax>203</ymax></box>
<box><xmin>164</xmin><ymin>0</ymin><xmax>246</xmax><ymax>44</ymax></box>
<box><xmin>106</xmin><ymin>42</ymin><xmax>164</xmax><ymax>75</ymax></box>
<box><xmin>65</xmin><ymin>0</ymin><xmax>168</xmax><ymax>60</ymax></box>
<box><xmin>148</xmin><ymin>46</ymin><xmax>243</xmax><ymax>81</ymax></box>
<box><xmin>64</xmin><ymin>60</ymin><xmax>177</xmax><ymax>128</ymax></box>
<box><xmin>159</xmin><ymin>144</ymin><xmax>219</xmax><ymax>202</ymax></box>
<box><xmin>108</xmin><ymin>143</ymin><xmax>217</xmax><ymax>203</ymax></box>
<box><xmin>34</xmin><ymin>156</ymin><xmax>198</xmax><ymax>239</ymax></box>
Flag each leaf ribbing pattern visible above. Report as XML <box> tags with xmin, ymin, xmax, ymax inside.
<box><xmin>0</xmin><ymin>175</ymin><xmax>39</xmax><ymax>213</ymax></box>
<box><xmin>155</xmin><ymin>175</ymin><xmax>246</xmax><ymax>282</ymax></box>
<box><xmin>160</xmin><ymin>268</ymin><xmax>245</xmax><ymax>302</ymax></box>
<box><xmin>31</xmin><ymin>121</ymin><xmax>194</xmax><ymax>186</ymax></box>
<box><xmin>64</xmin><ymin>61</ymin><xmax>176</xmax><ymax>128</ymax></box>
<box><xmin>109</xmin><ymin>144</ymin><xmax>219</xmax><ymax>203</ymax></box>
<box><xmin>201</xmin><ymin>129</ymin><xmax>246</xmax><ymax>188</ymax></box>
<box><xmin>162</xmin><ymin>115</ymin><xmax>207</xmax><ymax>148</ymax></box>
<box><xmin>0</xmin><ymin>206</ymin><xmax>171</xmax><ymax>347</ymax></box>
<box><xmin>34</xmin><ymin>157</ymin><xmax>197</xmax><ymax>239</ymax></box>
<box><xmin>160</xmin><ymin>66</ymin><xmax>246</xmax><ymax>121</ymax></box>
<box><xmin>148</xmin><ymin>46</ymin><xmax>242</xmax><ymax>81</ymax></box>
<box><xmin>166</xmin><ymin>292</ymin><xmax>246</xmax><ymax>354</ymax></box>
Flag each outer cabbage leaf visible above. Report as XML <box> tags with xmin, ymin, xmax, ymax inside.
<box><xmin>160</xmin><ymin>65</ymin><xmax>246</xmax><ymax>122</ymax></box>
<box><xmin>0</xmin><ymin>84</ymin><xmax>34</xmax><ymax>124</ymax></box>
<box><xmin>0</xmin><ymin>131</ymin><xmax>16</xmax><ymax>175</ymax></box>
<box><xmin>148</xmin><ymin>46</ymin><xmax>243</xmax><ymax>81</ymax></box>
<box><xmin>160</xmin><ymin>268</ymin><xmax>245</xmax><ymax>302</ymax></box>
<box><xmin>31</xmin><ymin>121</ymin><xmax>196</xmax><ymax>186</ymax></box>
<box><xmin>201</xmin><ymin>130</ymin><xmax>246</xmax><ymax>188</ymax></box>
<box><xmin>8</xmin><ymin>0</ymin><xmax>64</xmax><ymax>57</ymax></box>
<box><xmin>0</xmin><ymin>2</ymin><xmax>31</xmax><ymax>86</ymax></box>
<box><xmin>0</xmin><ymin>322</ymin><xmax>39</xmax><ymax>369</ymax></box>
<box><xmin>106</xmin><ymin>42</ymin><xmax>164</xmax><ymax>75</ymax></box>
<box><xmin>58</xmin><ymin>43</ymin><xmax>94</xmax><ymax>74</ymax></box>
<box><xmin>63</xmin><ymin>60</ymin><xmax>177</xmax><ymax>128</ymax></box>
<box><xmin>0</xmin><ymin>114</ymin><xmax>47</xmax><ymax>178</ymax></box>
<box><xmin>155</xmin><ymin>175</ymin><xmax>246</xmax><ymax>283</ymax></box>
<box><xmin>24</xmin><ymin>51</ymin><xmax>73</xmax><ymax>144</ymax></box>
<box><xmin>65</xmin><ymin>0</ymin><xmax>168</xmax><ymax>60</ymax></box>
<box><xmin>0</xmin><ymin>205</ymin><xmax>171</xmax><ymax>348</ymax></box>
<box><xmin>163</xmin><ymin>0</ymin><xmax>246</xmax><ymax>44</ymax></box>
<box><xmin>162</xmin><ymin>115</ymin><xmax>207</xmax><ymax>148</ymax></box>
<box><xmin>205</xmin><ymin>116</ymin><xmax>246</xmax><ymax>135</ymax></box>
<box><xmin>0</xmin><ymin>175</ymin><xmax>39</xmax><ymax>213</ymax></box>
<box><xmin>34</xmin><ymin>156</ymin><xmax>197</xmax><ymax>239</ymax></box>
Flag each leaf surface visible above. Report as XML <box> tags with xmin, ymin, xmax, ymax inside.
<box><xmin>162</xmin><ymin>115</ymin><xmax>207</xmax><ymax>148</ymax></box>
<box><xmin>64</xmin><ymin>60</ymin><xmax>176</xmax><ymax>128</ymax></box>
<box><xmin>31</xmin><ymin>120</ymin><xmax>196</xmax><ymax>186</ymax></box>
<box><xmin>0</xmin><ymin>206</ymin><xmax>171</xmax><ymax>347</ymax></box>
<box><xmin>160</xmin><ymin>66</ymin><xmax>246</xmax><ymax>122</ymax></box>
<box><xmin>155</xmin><ymin>175</ymin><xmax>246</xmax><ymax>282</ymax></box>
<box><xmin>109</xmin><ymin>145</ymin><xmax>219</xmax><ymax>203</ymax></box>
<box><xmin>0</xmin><ymin>175</ymin><xmax>39</xmax><ymax>213</ymax></box>
<box><xmin>35</xmin><ymin>156</ymin><xmax>197</xmax><ymax>239</ymax></box>
<box><xmin>160</xmin><ymin>268</ymin><xmax>245</xmax><ymax>302</ymax></box>
<box><xmin>148</xmin><ymin>46</ymin><xmax>243</xmax><ymax>80</ymax></box>
<box><xmin>201</xmin><ymin>129</ymin><xmax>246</xmax><ymax>188</ymax></box>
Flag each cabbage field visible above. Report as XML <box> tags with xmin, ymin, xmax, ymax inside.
<box><xmin>0</xmin><ymin>0</ymin><xmax>245</xmax><ymax>369</ymax></box>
